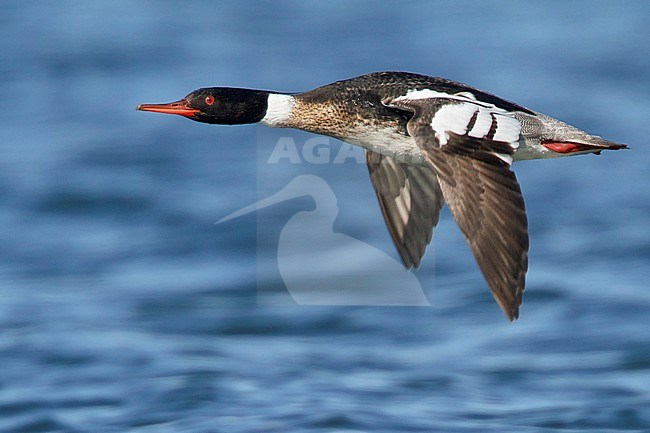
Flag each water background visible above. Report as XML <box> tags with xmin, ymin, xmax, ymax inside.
<box><xmin>1</xmin><ymin>1</ymin><xmax>649</xmax><ymax>432</ymax></box>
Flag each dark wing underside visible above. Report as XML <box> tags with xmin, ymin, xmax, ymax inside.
<box><xmin>428</xmin><ymin>136</ymin><xmax>528</xmax><ymax>320</ymax></box>
<box><xmin>384</xmin><ymin>95</ymin><xmax>529</xmax><ymax>320</ymax></box>
<box><xmin>366</xmin><ymin>152</ymin><xmax>444</xmax><ymax>269</ymax></box>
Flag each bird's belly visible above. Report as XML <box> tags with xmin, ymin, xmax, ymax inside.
<box><xmin>513</xmin><ymin>137</ymin><xmax>566</xmax><ymax>161</ymax></box>
<box><xmin>340</xmin><ymin>127</ymin><xmax>566</xmax><ymax>165</ymax></box>
<box><xmin>343</xmin><ymin>127</ymin><xmax>428</xmax><ymax>165</ymax></box>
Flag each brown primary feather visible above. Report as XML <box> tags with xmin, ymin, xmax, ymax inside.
<box><xmin>366</xmin><ymin>152</ymin><xmax>444</xmax><ymax>269</ymax></box>
<box><xmin>430</xmin><ymin>147</ymin><xmax>528</xmax><ymax>320</ymax></box>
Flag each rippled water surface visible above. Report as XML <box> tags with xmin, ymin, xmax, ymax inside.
<box><xmin>1</xmin><ymin>1</ymin><xmax>649</xmax><ymax>432</ymax></box>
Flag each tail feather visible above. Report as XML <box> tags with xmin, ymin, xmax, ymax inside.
<box><xmin>532</xmin><ymin>112</ymin><xmax>628</xmax><ymax>155</ymax></box>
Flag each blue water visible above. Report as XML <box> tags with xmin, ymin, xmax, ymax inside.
<box><xmin>1</xmin><ymin>1</ymin><xmax>649</xmax><ymax>431</ymax></box>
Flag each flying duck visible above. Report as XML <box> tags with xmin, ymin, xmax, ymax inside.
<box><xmin>137</xmin><ymin>71</ymin><xmax>627</xmax><ymax>320</ymax></box>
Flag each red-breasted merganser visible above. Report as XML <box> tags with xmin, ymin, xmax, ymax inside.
<box><xmin>137</xmin><ymin>71</ymin><xmax>627</xmax><ymax>320</ymax></box>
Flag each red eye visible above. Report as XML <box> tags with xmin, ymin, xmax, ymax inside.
<box><xmin>205</xmin><ymin>95</ymin><xmax>214</xmax><ymax>105</ymax></box>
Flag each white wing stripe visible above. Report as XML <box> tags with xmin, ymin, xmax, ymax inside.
<box><xmin>491</xmin><ymin>113</ymin><xmax>520</xmax><ymax>147</ymax></box>
<box><xmin>394</xmin><ymin>89</ymin><xmax>522</xmax><ymax>149</ymax></box>
<box><xmin>493</xmin><ymin>153</ymin><xmax>514</xmax><ymax>165</ymax></box>
<box><xmin>430</xmin><ymin>103</ymin><xmax>475</xmax><ymax>145</ymax></box>
<box><xmin>393</xmin><ymin>89</ymin><xmax>495</xmax><ymax>109</ymax></box>
<box><xmin>427</xmin><ymin>102</ymin><xmax>521</xmax><ymax>150</ymax></box>
<box><xmin>467</xmin><ymin>108</ymin><xmax>493</xmax><ymax>138</ymax></box>
<box><xmin>389</xmin><ymin>89</ymin><xmax>523</xmax><ymax>166</ymax></box>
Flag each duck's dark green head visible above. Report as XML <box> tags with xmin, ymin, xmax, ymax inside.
<box><xmin>138</xmin><ymin>87</ymin><xmax>270</xmax><ymax>125</ymax></box>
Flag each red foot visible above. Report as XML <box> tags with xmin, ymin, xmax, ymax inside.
<box><xmin>542</xmin><ymin>141</ymin><xmax>627</xmax><ymax>154</ymax></box>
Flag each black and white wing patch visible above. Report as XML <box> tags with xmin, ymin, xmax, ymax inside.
<box><xmin>366</xmin><ymin>152</ymin><xmax>444</xmax><ymax>269</ymax></box>
<box><xmin>384</xmin><ymin>90</ymin><xmax>528</xmax><ymax>320</ymax></box>
<box><xmin>389</xmin><ymin>89</ymin><xmax>522</xmax><ymax>163</ymax></box>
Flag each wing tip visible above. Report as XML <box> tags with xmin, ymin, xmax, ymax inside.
<box><xmin>506</xmin><ymin>307</ymin><xmax>520</xmax><ymax>322</ymax></box>
<box><xmin>397</xmin><ymin>250</ymin><xmax>419</xmax><ymax>270</ymax></box>
<box><xmin>494</xmin><ymin>277</ymin><xmax>525</xmax><ymax>322</ymax></box>
<box><xmin>500</xmin><ymin>289</ymin><xmax>524</xmax><ymax>322</ymax></box>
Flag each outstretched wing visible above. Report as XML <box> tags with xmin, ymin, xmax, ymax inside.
<box><xmin>385</xmin><ymin>91</ymin><xmax>529</xmax><ymax>320</ymax></box>
<box><xmin>366</xmin><ymin>152</ymin><xmax>444</xmax><ymax>269</ymax></box>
